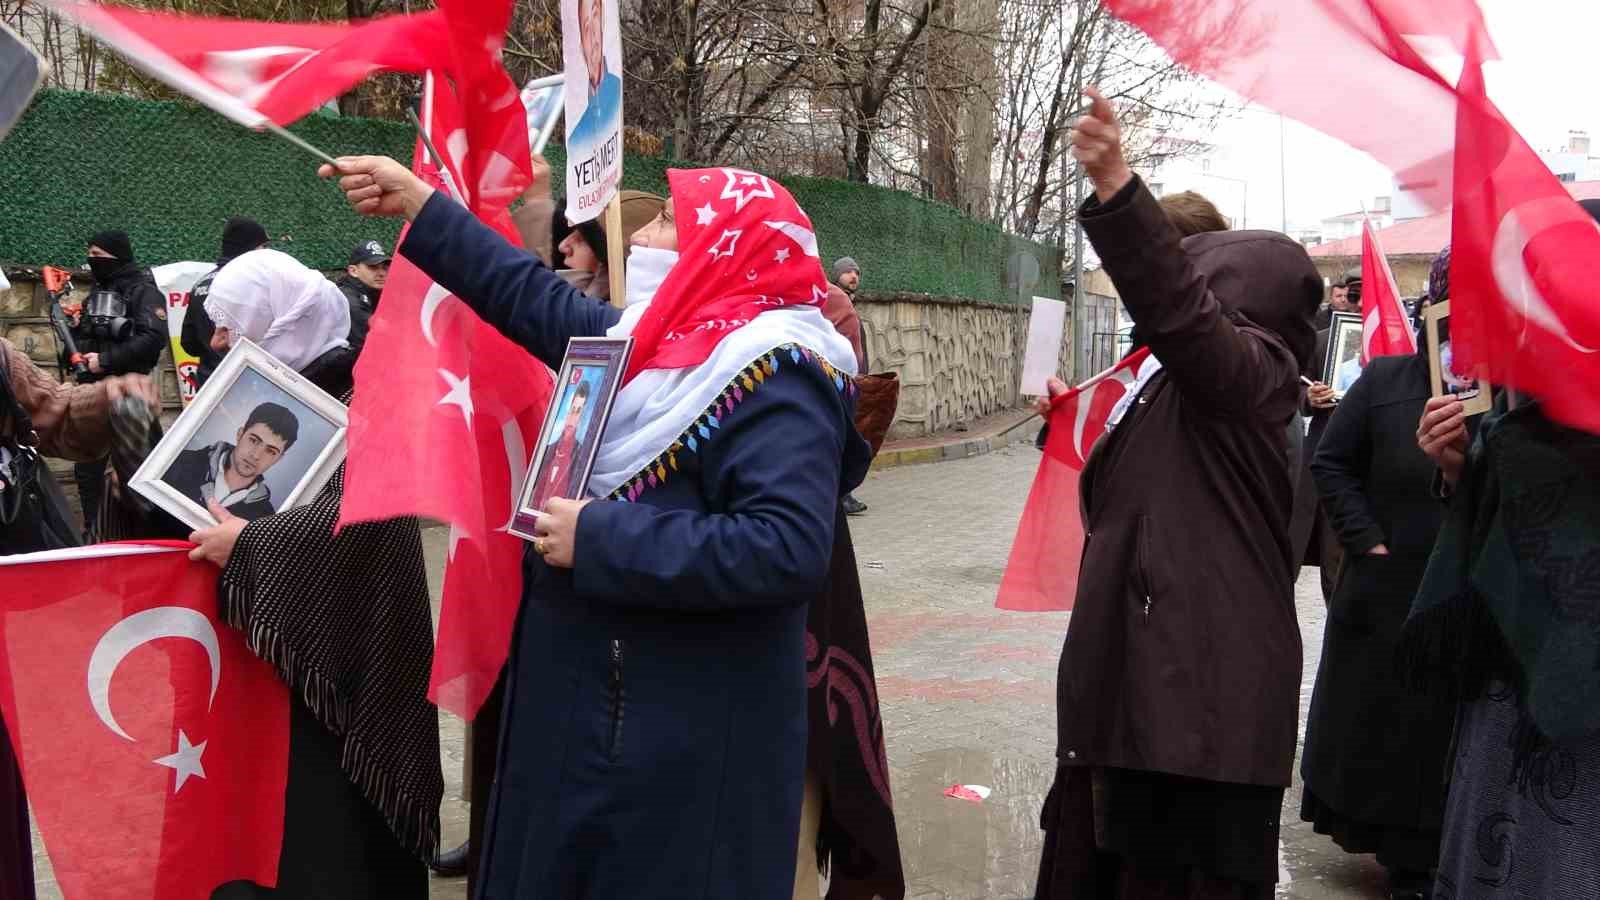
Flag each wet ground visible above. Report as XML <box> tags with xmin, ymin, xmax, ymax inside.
<box><xmin>30</xmin><ymin>447</ymin><xmax>1394</xmax><ymax>899</ymax></box>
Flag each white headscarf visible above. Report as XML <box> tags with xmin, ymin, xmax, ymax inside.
<box><xmin>206</xmin><ymin>248</ymin><xmax>351</xmax><ymax>372</ymax></box>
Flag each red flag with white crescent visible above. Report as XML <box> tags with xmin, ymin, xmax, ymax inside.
<box><xmin>1359</xmin><ymin>217</ymin><xmax>1417</xmax><ymax>364</ymax></box>
<box><xmin>43</xmin><ymin>0</ymin><xmax>445</xmax><ymax>128</ymax></box>
<box><xmin>0</xmin><ymin>543</ymin><xmax>290</xmax><ymax>899</ymax></box>
<box><xmin>339</xmin><ymin>74</ymin><xmax>552</xmax><ymax>719</ymax></box>
<box><xmin>1448</xmin><ymin>39</ymin><xmax>1600</xmax><ymax>433</ymax></box>
<box><xmin>996</xmin><ymin>349</ymin><xmax>1151</xmax><ymax>612</ymax></box>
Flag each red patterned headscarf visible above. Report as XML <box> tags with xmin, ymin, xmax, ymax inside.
<box><xmin>621</xmin><ymin>167</ymin><xmax>830</xmax><ymax>384</ymax></box>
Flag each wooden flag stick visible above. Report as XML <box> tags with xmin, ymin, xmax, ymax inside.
<box><xmin>605</xmin><ymin>194</ymin><xmax>626</xmax><ymax>308</ymax></box>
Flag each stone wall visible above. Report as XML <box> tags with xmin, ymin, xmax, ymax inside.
<box><xmin>4</xmin><ymin>269</ymin><xmax>1077</xmax><ymax>445</ymax></box>
<box><xmin>857</xmin><ymin>292</ymin><xmax>1075</xmax><ymax>440</ymax></box>
<box><xmin>1</xmin><ymin>270</ymin><xmax>185</xmax><ymax>410</ymax></box>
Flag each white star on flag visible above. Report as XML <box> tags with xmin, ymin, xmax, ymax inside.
<box><xmin>719</xmin><ymin>169</ymin><xmax>776</xmax><ymax>211</ymax></box>
<box><xmin>708</xmin><ymin>229</ymin><xmax>743</xmax><ymax>260</ymax></box>
<box><xmin>695</xmin><ymin>204</ymin><xmax>717</xmax><ymax>226</ymax></box>
<box><xmin>775</xmin><ymin>248</ymin><xmax>791</xmax><ymax>263</ymax></box>
<box><xmin>437</xmin><ymin>369</ymin><xmax>475</xmax><ymax>427</ymax></box>
<box><xmin>154</xmin><ymin>730</ymin><xmax>207</xmax><ymax>794</ymax></box>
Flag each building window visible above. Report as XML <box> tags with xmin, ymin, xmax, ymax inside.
<box><xmin>1557</xmin><ymin>172</ymin><xmax>1576</xmax><ymax>183</ymax></box>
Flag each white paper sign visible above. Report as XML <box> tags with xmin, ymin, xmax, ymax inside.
<box><xmin>152</xmin><ymin>261</ymin><xmax>217</xmax><ymax>405</ymax></box>
<box><xmin>1020</xmin><ymin>296</ymin><xmax>1067</xmax><ymax>396</ymax></box>
<box><xmin>560</xmin><ymin>0</ymin><xmax>623</xmax><ymax>224</ymax></box>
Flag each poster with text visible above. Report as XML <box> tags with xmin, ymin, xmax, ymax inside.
<box><xmin>153</xmin><ymin>261</ymin><xmax>214</xmax><ymax>406</ymax></box>
<box><xmin>560</xmin><ymin>0</ymin><xmax>622</xmax><ymax>224</ymax></box>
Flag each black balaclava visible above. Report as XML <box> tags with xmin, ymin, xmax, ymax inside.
<box><xmin>87</xmin><ymin>229</ymin><xmax>133</xmax><ymax>284</ymax></box>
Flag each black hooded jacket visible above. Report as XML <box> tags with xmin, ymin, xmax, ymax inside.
<box><xmin>66</xmin><ymin>261</ymin><xmax>167</xmax><ymax>382</ymax></box>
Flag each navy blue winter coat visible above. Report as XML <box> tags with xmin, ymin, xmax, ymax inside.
<box><xmin>404</xmin><ymin>193</ymin><xmax>870</xmax><ymax>900</ymax></box>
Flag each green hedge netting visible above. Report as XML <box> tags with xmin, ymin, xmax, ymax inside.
<box><xmin>1</xmin><ymin>90</ymin><xmax>1059</xmax><ymax>302</ymax></box>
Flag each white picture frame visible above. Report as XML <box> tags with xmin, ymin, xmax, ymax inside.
<box><xmin>129</xmin><ymin>338</ymin><xmax>349</xmax><ymax>532</ymax></box>
<box><xmin>508</xmin><ymin>337</ymin><xmax>632</xmax><ymax>543</ymax></box>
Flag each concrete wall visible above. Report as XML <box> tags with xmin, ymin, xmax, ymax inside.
<box><xmin>857</xmin><ymin>292</ymin><xmax>1073</xmax><ymax>440</ymax></box>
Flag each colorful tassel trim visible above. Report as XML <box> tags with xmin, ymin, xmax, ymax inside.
<box><xmin>609</xmin><ymin>343</ymin><xmax>856</xmax><ymax>503</ymax></box>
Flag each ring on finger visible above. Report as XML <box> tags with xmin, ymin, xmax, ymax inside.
<box><xmin>533</xmin><ymin>538</ymin><xmax>547</xmax><ymax>556</ymax></box>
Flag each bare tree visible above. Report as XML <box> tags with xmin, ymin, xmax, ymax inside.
<box><xmin>987</xmin><ymin>0</ymin><xmax>1224</xmax><ymax>242</ymax></box>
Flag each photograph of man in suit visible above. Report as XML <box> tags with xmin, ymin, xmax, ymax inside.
<box><xmin>164</xmin><ymin>401</ymin><xmax>299</xmax><ymax>520</ymax></box>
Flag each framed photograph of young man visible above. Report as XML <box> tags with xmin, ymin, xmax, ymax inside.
<box><xmin>1423</xmin><ymin>300</ymin><xmax>1493</xmax><ymax>416</ymax></box>
<box><xmin>1324</xmin><ymin>311</ymin><xmax>1365</xmax><ymax>400</ymax></box>
<box><xmin>510</xmin><ymin>337</ymin><xmax>632</xmax><ymax>542</ymax></box>
<box><xmin>129</xmin><ymin>338</ymin><xmax>349</xmax><ymax>532</ymax></box>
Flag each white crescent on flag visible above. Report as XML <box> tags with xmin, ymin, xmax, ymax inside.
<box><xmin>1491</xmin><ymin>198</ymin><xmax>1600</xmax><ymax>355</ymax></box>
<box><xmin>87</xmin><ymin>607</ymin><xmax>222</xmax><ymax>742</ymax></box>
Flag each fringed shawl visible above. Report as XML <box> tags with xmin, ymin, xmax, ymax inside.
<box><xmin>220</xmin><ymin>461</ymin><xmax>442</xmax><ymax>862</ymax></box>
<box><xmin>1401</xmin><ymin>396</ymin><xmax>1600</xmax><ymax>776</ymax></box>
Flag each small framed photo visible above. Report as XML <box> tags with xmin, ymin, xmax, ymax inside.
<box><xmin>1325</xmin><ymin>311</ymin><xmax>1365</xmax><ymax>400</ymax></box>
<box><xmin>1423</xmin><ymin>300</ymin><xmax>1493</xmax><ymax>416</ymax></box>
<box><xmin>129</xmin><ymin>338</ymin><xmax>348</xmax><ymax>532</ymax></box>
<box><xmin>521</xmin><ymin>74</ymin><xmax>564</xmax><ymax>157</ymax></box>
<box><xmin>509</xmin><ymin>337</ymin><xmax>633</xmax><ymax>542</ymax></box>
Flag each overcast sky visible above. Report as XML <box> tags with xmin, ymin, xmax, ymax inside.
<box><xmin>1158</xmin><ymin>0</ymin><xmax>1600</xmax><ymax>232</ymax></box>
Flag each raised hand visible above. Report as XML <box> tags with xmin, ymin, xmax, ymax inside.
<box><xmin>318</xmin><ymin>156</ymin><xmax>436</xmax><ymax>221</ymax></box>
<box><xmin>1416</xmin><ymin>396</ymin><xmax>1469</xmax><ymax>488</ymax></box>
<box><xmin>1070</xmin><ymin>87</ymin><xmax>1134</xmax><ymax>201</ymax></box>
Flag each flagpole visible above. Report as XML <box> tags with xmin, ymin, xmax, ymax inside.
<box><xmin>604</xmin><ymin>195</ymin><xmax>626</xmax><ymax>308</ymax></box>
<box><xmin>405</xmin><ymin>105</ymin><xmax>467</xmax><ymax>206</ymax></box>
<box><xmin>261</xmin><ymin>121</ymin><xmax>338</xmax><ymax>167</ymax></box>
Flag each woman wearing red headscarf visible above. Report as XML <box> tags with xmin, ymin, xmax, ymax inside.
<box><xmin>327</xmin><ymin>157</ymin><xmax>873</xmax><ymax>899</ymax></box>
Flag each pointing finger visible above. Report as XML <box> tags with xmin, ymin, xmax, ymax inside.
<box><xmin>1084</xmin><ymin>86</ymin><xmax>1117</xmax><ymax>127</ymax></box>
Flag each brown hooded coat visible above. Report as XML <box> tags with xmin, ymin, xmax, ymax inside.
<box><xmin>1056</xmin><ymin>177</ymin><xmax>1321</xmax><ymax>788</ymax></box>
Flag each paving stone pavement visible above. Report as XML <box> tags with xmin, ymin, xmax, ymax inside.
<box><xmin>28</xmin><ymin>446</ymin><xmax>1395</xmax><ymax>900</ymax></box>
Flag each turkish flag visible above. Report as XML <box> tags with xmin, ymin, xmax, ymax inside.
<box><xmin>340</xmin><ymin>75</ymin><xmax>552</xmax><ymax>719</ymax></box>
<box><xmin>429</xmin><ymin>0</ymin><xmax>533</xmax><ymax>217</ymax></box>
<box><xmin>1448</xmin><ymin>41</ymin><xmax>1600</xmax><ymax>434</ymax></box>
<box><xmin>1101</xmin><ymin>0</ymin><xmax>1491</xmax><ymax>214</ymax></box>
<box><xmin>43</xmin><ymin>0</ymin><xmax>446</xmax><ymax>129</ymax></box>
<box><xmin>1360</xmin><ymin>217</ymin><xmax>1417</xmax><ymax>363</ymax></box>
<box><xmin>997</xmin><ymin>349</ymin><xmax>1151</xmax><ymax>612</ymax></box>
<box><xmin>0</xmin><ymin>543</ymin><xmax>289</xmax><ymax>899</ymax></box>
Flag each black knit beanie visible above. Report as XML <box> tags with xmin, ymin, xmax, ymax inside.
<box><xmin>220</xmin><ymin>217</ymin><xmax>269</xmax><ymax>261</ymax></box>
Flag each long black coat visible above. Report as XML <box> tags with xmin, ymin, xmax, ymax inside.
<box><xmin>1056</xmin><ymin>178</ymin><xmax>1321</xmax><ymax>788</ymax></box>
<box><xmin>1300</xmin><ymin>353</ymin><xmax>1454</xmax><ymax>829</ymax></box>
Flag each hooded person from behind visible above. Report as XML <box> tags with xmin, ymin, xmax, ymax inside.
<box><xmin>1034</xmin><ymin>95</ymin><xmax>1320</xmax><ymax>898</ymax></box>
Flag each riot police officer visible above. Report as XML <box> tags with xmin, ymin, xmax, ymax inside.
<box><xmin>65</xmin><ymin>229</ymin><xmax>166</xmax><ymax>537</ymax></box>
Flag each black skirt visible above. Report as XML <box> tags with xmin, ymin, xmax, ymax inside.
<box><xmin>1300</xmin><ymin>788</ymin><xmax>1439</xmax><ymax>873</ymax></box>
<box><xmin>0</xmin><ymin>717</ymin><xmax>33</xmax><ymax>900</ymax></box>
<box><xmin>1036</xmin><ymin>764</ymin><xmax>1282</xmax><ymax>899</ymax></box>
<box><xmin>211</xmin><ymin>696</ymin><xmax>426</xmax><ymax>900</ymax></box>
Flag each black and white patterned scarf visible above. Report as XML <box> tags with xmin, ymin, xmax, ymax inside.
<box><xmin>220</xmin><ymin>458</ymin><xmax>442</xmax><ymax>862</ymax></box>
